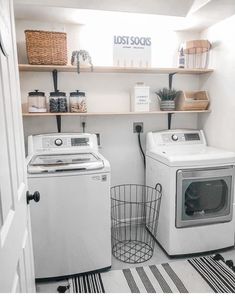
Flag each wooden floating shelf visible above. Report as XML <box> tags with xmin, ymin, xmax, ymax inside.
<box><xmin>18</xmin><ymin>64</ymin><xmax>213</xmax><ymax>75</ymax></box>
<box><xmin>22</xmin><ymin>110</ymin><xmax>211</xmax><ymax>116</ymax></box>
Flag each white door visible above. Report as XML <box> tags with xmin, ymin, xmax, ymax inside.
<box><xmin>0</xmin><ymin>0</ymin><xmax>36</xmax><ymax>293</ymax></box>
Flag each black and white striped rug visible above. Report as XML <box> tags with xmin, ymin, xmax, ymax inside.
<box><xmin>63</xmin><ymin>255</ymin><xmax>235</xmax><ymax>293</ymax></box>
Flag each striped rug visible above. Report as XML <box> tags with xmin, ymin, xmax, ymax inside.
<box><xmin>67</xmin><ymin>255</ymin><xmax>235</xmax><ymax>293</ymax></box>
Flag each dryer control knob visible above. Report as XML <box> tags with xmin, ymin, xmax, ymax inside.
<box><xmin>171</xmin><ymin>134</ymin><xmax>178</xmax><ymax>141</ymax></box>
<box><xmin>55</xmin><ymin>138</ymin><xmax>63</xmax><ymax>146</ymax></box>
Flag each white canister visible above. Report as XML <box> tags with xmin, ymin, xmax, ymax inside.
<box><xmin>28</xmin><ymin>90</ymin><xmax>47</xmax><ymax>113</ymax></box>
<box><xmin>69</xmin><ymin>90</ymin><xmax>87</xmax><ymax>113</ymax></box>
<box><xmin>131</xmin><ymin>82</ymin><xmax>150</xmax><ymax>112</ymax></box>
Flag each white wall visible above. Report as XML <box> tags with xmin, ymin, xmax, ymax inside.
<box><xmin>199</xmin><ymin>14</ymin><xmax>235</xmax><ymax>151</ymax></box>
<box><xmin>16</xmin><ymin>19</ymin><xmax>201</xmax><ymax>186</ymax></box>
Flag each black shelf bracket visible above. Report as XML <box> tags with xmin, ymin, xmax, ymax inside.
<box><xmin>56</xmin><ymin>115</ymin><xmax>61</xmax><ymax>133</ymax></box>
<box><xmin>167</xmin><ymin>72</ymin><xmax>177</xmax><ymax>130</ymax></box>
<box><xmin>52</xmin><ymin>69</ymin><xmax>62</xmax><ymax>133</ymax></box>
<box><xmin>167</xmin><ymin>113</ymin><xmax>174</xmax><ymax>130</ymax></box>
<box><xmin>168</xmin><ymin>72</ymin><xmax>177</xmax><ymax>90</ymax></box>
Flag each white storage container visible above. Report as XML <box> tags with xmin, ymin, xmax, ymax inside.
<box><xmin>70</xmin><ymin>90</ymin><xmax>87</xmax><ymax>113</ymax></box>
<box><xmin>28</xmin><ymin>90</ymin><xmax>47</xmax><ymax>113</ymax></box>
<box><xmin>49</xmin><ymin>90</ymin><xmax>67</xmax><ymax>113</ymax></box>
<box><xmin>131</xmin><ymin>83</ymin><xmax>150</xmax><ymax>112</ymax></box>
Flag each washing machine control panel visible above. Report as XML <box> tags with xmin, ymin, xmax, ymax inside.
<box><xmin>29</xmin><ymin>133</ymin><xmax>99</xmax><ymax>154</ymax></box>
<box><xmin>42</xmin><ymin>137</ymin><xmax>90</xmax><ymax>148</ymax></box>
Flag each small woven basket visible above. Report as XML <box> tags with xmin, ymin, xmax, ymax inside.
<box><xmin>25</xmin><ymin>30</ymin><xmax>67</xmax><ymax>65</ymax></box>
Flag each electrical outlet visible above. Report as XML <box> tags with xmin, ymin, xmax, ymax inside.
<box><xmin>133</xmin><ymin>122</ymin><xmax>144</xmax><ymax>133</ymax></box>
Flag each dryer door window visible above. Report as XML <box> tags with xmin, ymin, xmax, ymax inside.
<box><xmin>176</xmin><ymin>167</ymin><xmax>234</xmax><ymax>228</ymax></box>
<box><xmin>185</xmin><ymin>179</ymin><xmax>228</xmax><ymax>216</ymax></box>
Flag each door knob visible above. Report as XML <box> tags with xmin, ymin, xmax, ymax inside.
<box><xmin>26</xmin><ymin>191</ymin><xmax>40</xmax><ymax>205</ymax></box>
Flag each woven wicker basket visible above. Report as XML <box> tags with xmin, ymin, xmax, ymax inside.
<box><xmin>25</xmin><ymin>30</ymin><xmax>67</xmax><ymax>65</ymax></box>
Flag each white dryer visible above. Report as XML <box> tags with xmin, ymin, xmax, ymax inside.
<box><xmin>27</xmin><ymin>133</ymin><xmax>111</xmax><ymax>280</ymax></box>
<box><xmin>146</xmin><ymin>129</ymin><xmax>235</xmax><ymax>256</ymax></box>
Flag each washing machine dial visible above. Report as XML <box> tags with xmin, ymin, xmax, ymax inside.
<box><xmin>54</xmin><ymin>138</ymin><xmax>63</xmax><ymax>146</ymax></box>
<box><xmin>171</xmin><ymin>134</ymin><xmax>178</xmax><ymax>141</ymax></box>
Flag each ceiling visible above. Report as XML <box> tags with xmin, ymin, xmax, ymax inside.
<box><xmin>13</xmin><ymin>0</ymin><xmax>196</xmax><ymax>17</ymax></box>
<box><xmin>13</xmin><ymin>0</ymin><xmax>235</xmax><ymax>31</ymax></box>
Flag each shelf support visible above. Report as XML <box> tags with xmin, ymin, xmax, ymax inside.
<box><xmin>168</xmin><ymin>113</ymin><xmax>173</xmax><ymax>130</ymax></box>
<box><xmin>168</xmin><ymin>72</ymin><xmax>177</xmax><ymax>90</ymax></box>
<box><xmin>56</xmin><ymin>115</ymin><xmax>61</xmax><ymax>133</ymax></box>
<box><xmin>167</xmin><ymin>72</ymin><xmax>177</xmax><ymax>130</ymax></box>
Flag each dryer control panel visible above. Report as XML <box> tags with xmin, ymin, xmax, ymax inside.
<box><xmin>162</xmin><ymin>132</ymin><xmax>201</xmax><ymax>143</ymax></box>
<box><xmin>146</xmin><ymin>129</ymin><xmax>206</xmax><ymax>151</ymax></box>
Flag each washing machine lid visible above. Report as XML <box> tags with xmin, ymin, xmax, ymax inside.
<box><xmin>28</xmin><ymin>152</ymin><xmax>104</xmax><ymax>173</ymax></box>
<box><xmin>147</xmin><ymin>146</ymin><xmax>235</xmax><ymax>167</ymax></box>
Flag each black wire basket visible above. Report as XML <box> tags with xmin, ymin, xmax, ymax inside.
<box><xmin>111</xmin><ymin>184</ymin><xmax>162</xmax><ymax>264</ymax></box>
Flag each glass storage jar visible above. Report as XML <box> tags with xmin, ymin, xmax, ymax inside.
<box><xmin>49</xmin><ymin>90</ymin><xmax>68</xmax><ymax>113</ymax></box>
<box><xmin>28</xmin><ymin>90</ymin><xmax>47</xmax><ymax>113</ymax></box>
<box><xmin>70</xmin><ymin>90</ymin><xmax>87</xmax><ymax>113</ymax></box>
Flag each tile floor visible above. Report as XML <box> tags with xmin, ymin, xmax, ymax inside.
<box><xmin>36</xmin><ymin>242</ymin><xmax>235</xmax><ymax>293</ymax></box>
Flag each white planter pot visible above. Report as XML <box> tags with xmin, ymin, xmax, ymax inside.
<box><xmin>160</xmin><ymin>100</ymin><xmax>175</xmax><ymax>111</ymax></box>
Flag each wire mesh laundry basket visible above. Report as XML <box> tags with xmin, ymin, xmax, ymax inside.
<box><xmin>111</xmin><ymin>184</ymin><xmax>162</xmax><ymax>264</ymax></box>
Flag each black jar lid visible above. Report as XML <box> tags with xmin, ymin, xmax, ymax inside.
<box><xmin>70</xmin><ymin>90</ymin><xmax>80</xmax><ymax>97</ymax></box>
<box><xmin>49</xmin><ymin>90</ymin><xmax>66</xmax><ymax>97</ymax></box>
<box><xmin>28</xmin><ymin>89</ymin><xmax>45</xmax><ymax>96</ymax></box>
<box><xmin>70</xmin><ymin>90</ymin><xmax>85</xmax><ymax>97</ymax></box>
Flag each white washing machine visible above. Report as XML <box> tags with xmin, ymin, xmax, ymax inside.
<box><xmin>27</xmin><ymin>133</ymin><xmax>111</xmax><ymax>280</ymax></box>
<box><xmin>146</xmin><ymin>129</ymin><xmax>235</xmax><ymax>256</ymax></box>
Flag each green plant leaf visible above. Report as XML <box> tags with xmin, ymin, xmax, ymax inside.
<box><xmin>155</xmin><ymin>87</ymin><xmax>179</xmax><ymax>101</ymax></box>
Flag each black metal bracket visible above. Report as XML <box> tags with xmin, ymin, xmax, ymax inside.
<box><xmin>56</xmin><ymin>115</ymin><xmax>61</xmax><ymax>133</ymax></box>
<box><xmin>168</xmin><ymin>113</ymin><xmax>173</xmax><ymax>130</ymax></box>
<box><xmin>52</xmin><ymin>69</ymin><xmax>58</xmax><ymax>92</ymax></box>
<box><xmin>51</xmin><ymin>69</ymin><xmax>62</xmax><ymax>133</ymax></box>
<box><xmin>167</xmin><ymin>72</ymin><xmax>177</xmax><ymax>130</ymax></box>
<box><xmin>168</xmin><ymin>72</ymin><xmax>177</xmax><ymax>90</ymax></box>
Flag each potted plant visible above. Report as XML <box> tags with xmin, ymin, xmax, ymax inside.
<box><xmin>156</xmin><ymin>87</ymin><xmax>179</xmax><ymax>111</ymax></box>
<box><xmin>71</xmin><ymin>50</ymin><xmax>93</xmax><ymax>73</ymax></box>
